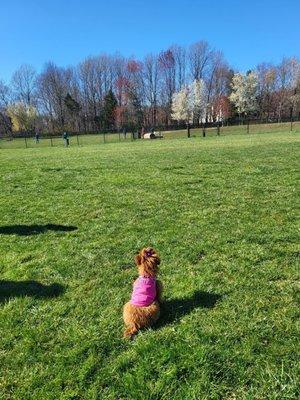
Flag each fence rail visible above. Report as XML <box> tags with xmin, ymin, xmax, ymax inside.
<box><xmin>1</xmin><ymin>120</ymin><xmax>299</xmax><ymax>150</ymax></box>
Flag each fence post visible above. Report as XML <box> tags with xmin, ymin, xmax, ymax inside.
<box><xmin>187</xmin><ymin>123</ymin><xmax>190</xmax><ymax>138</ymax></box>
<box><xmin>202</xmin><ymin>123</ymin><xmax>206</xmax><ymax>137</ymax></box>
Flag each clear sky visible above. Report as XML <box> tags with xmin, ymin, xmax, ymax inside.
<box><xmin>1</xmin><ymin>0</ymin><xmax>299</xmax><ymax>82</ymax></box>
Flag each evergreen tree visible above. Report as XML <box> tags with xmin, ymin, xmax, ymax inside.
<box><xmin>64</xmin><ymin>93</ymin><xmax>81</xmax><ymax>115</ymax></box>
<box><xmin>102</xmin><ymin>89</ymin><xmax>117</xmax><ymax>130</ymax></box>
<box><xmin>64</xmin><ymin>93</ymin><xmax>81</xmax><ymax>130</ymax></box>
<box><xmin>127</xmin><ymin>89</ymin><xmax>143</xmax><ymax>130</ymax></box>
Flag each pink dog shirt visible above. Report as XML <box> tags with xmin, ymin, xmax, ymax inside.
<box><xmin>130</xmin><ymin>276</ymin><xmax>157</xmax><ymax>307</ymax></box>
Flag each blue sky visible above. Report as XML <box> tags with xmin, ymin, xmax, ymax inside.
<box><xmin>1</xmin><ymin>0</ymin><xmax>299</xmax><ymax>82</ymax></box>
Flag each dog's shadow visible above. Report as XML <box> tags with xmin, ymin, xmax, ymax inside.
<box><xmin>0</xmin><ymin>280</ymin><xmax>65</xmax><ymax>304</ymax></box>
<box><xmin>156</xmin><ymin>290</ymin><xmax>222</xmax><ymax>328</ymax></box>
<box><xmin>0</xmin><ymin>224</ymin><xmax>77</xmax><ymax>236</ymax></box>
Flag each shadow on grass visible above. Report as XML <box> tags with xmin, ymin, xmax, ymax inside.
<box><xmin>156</xmin><ymin>290</ymin><xmax>222</xmax><ymax>328</ymax></box>
<box><xmin>0</xmin><ymin>280</ymin><xmax>65</xmax><ymax>303</ymax></box>
<box><xmin>0</xmin><ymin>224</ymin><xmax>77</xmax><ymax>236</ymax></box>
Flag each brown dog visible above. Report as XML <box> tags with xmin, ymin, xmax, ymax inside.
<box><xmin>123</xmin><ymin>247</ymin><xmax>163</xmax><ymax>338</ymax></box>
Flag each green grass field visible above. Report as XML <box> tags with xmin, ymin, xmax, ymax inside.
<box><xmin>0</xmin><ymin>131</ymin><xmax>299</xmax><ymax>399</ymax></box>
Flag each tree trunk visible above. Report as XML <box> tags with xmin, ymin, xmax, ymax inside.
<box><xmin>187</xmin><ymin>122</ymin><xmax>190</xmax><ymax>138</ymax></box>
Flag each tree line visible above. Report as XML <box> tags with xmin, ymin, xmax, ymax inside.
<box><xmin>0</xmin><ymin>40</ymin><xmax>299</xmax><ymax>136</ymax></box>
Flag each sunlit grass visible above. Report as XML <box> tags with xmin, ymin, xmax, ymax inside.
<box><xmin>0</xmin><ymin>131</ymin><xmax>299</xmax><ymax>399</ymax></box>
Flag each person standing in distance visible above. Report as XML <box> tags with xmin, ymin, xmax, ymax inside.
<box><xmin>63</xmin><ymin>131</ymin><xmax>69</xmax><ymax>147</ymax></box>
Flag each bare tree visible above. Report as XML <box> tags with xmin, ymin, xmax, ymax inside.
<box><xmin>78</xmin><ymin>57</ymin><xmax>101</xmax><ymax>130</ymax></box>
<box><xmin>188</xmin><ymin>41</ymin><xmax>212</xmax><ymax>81</ymax></box>
<box><xmin>171</xmin><ymin>44</ymin><xmax>186</xmax><ymax>90</ymax></box>
<box><xmin>158</xmin><ymin>49</ymin><xmax>176</xmax><ymax>125</ymax></box>
<box><xmin>125</xmin><ymin>59</ymin><xmax>145</xmax><ymax>130</ymax></box>
<box><xmin>77</xmin><ymin>54</ymin><xmax>126</xmax><ymax>130</ymax></box>
<box><xmin>143</xmin><ymin>54</ymin><xmax>160</xmax><ymax>127</ymax></box>
<box><xmin>0</xmin><ymin>81</ymin><xmax>12</xmax><ymax>136</ymax></box>
<box><xmin>205</xmin><ymin>52</ymin><xmax>231</xmax><ymax>121</ymax></box>
<box><xmin>0</xmin><ymin>80</ymin><xmax>11</xmax><ymax>108</ymax></box>
<box><xmin>275</xmin><ymin>57</ymin><xmax>299</xmax><ymax>121</ymax></box>
<box><xmin>11</xmin><ymin>64</ymin><xmax>37</xmax><ymax>106</ymax></box>
<box><xmin>37</xmin><ymin>63</ymin><xmax>72</xmax><ymax>132</ymax></box>
<box><xmin>256</xmin><ymin>63</ymin><xmax>277</xmax><ymax>120</ymax></box>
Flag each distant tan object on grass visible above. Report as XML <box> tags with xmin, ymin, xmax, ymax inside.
<box><xmin>143</xmin><ymin>131</ymin><xmax>164</xmax><ymax>139</ymax></box>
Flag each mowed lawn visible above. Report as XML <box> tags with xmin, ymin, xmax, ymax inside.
<box><xmin>0</xmin><ymin>132</ymin><xmax>299</xmax><ymax>399</ymax></box>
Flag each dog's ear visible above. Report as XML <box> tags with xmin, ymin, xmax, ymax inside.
<box><xmin>134</xmin><ymin>254</ymin><xmax>142</xmax><ymax>265</ymax></box>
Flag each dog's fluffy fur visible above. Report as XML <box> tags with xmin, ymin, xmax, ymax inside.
<box><xmin>123</xmin><ymin>247</ymin><xmax>163</xmax><ymax>338</ymax></box>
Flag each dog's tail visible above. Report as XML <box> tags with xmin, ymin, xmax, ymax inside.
<box><xmin>123</xmin><ymin>324</ymin><xmax>139</xmax><ymax>339</ymax></box>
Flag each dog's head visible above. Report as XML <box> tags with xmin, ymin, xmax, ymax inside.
<box><xmin>135</xmin><ymin>247</ymin><xmax>160</xmax><ymax>277</ymax></box>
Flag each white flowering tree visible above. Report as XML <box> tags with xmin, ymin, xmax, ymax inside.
<box><xmin>229</xmin><ymin>72</ymin><xmax>258</xmax><ymax>119</ymax></box>
<box><xmin>171</xmin><ymin>79</ymin><xmax>207</xmax><ymax>137</ymax></box>
<box><xmin>189</xmin><ymin>79</ymin><xmax>207</xmax><ymax>123</ymax></box>
<box><xmin>171</xmin><ymin>87</ymin><xmax>190</xmax><ymax>122</ymax></box>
